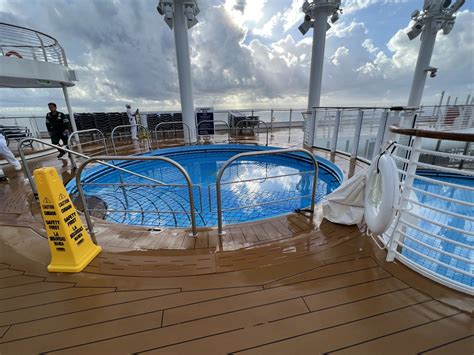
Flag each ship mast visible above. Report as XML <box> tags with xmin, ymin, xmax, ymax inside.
<box><xmin>299</xmin><ymin>0</ymin><xmax>342</xmax><ymax>110</ymax></box>
<box><xmin>157</xmin><ymin>0</ymin><xmax>200</xmax><ymax>144</ymax></box>
<box><xmin>407</xmin><ymin>0</ymin><xmax>465</xmax><ymax>107</ymax></box>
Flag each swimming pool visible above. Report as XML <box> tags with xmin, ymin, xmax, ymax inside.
<box><xmin>403</xmin><ymin>172</ymin><xmax>473</xmax><ymax>287</ymax></box>
<box><xmin>67</xmin><ymin>145</ymin><xmax>343</xmax><ymax>228</ymax></box>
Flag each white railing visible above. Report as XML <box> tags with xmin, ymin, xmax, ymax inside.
<box><xmin>305</xmin><ymin>104</ymin><xmax>473</xmax><ymax>164</ymax></box>
<box><xmin>384</xmin><ymin>129</ymin><xmax>473</xmax><ymax>295</ymax></box>
<box><xmin>0</xmin><ymin>22</ymin><xmax>68</xmax><ymax>65</ymax></box>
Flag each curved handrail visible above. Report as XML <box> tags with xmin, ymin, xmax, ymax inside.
<box><xmin>197</xmin><ymin>120</ymin><xmax>231</xmax><ymax>143</ymax></box>
<box><xmin>236</xmin><ymin>119</ymin><xmax>269</xmax><ymax>146</ymax></box>
<box><xmin>67</xmin><ymin>129</ymin><xmax>109</xmax><ymax>168</ymax></box>
<box><xmin>111</xmin><ymin>124</ymin><xmax>151</xmax><ymax>155</ymax></box>
<box><xmin>215</xmin><ymin>148</ymin><xmax>318</xmax><ymax>236</ymax></box>
<box><xmin>18</xmin><ymin>138</ymin><xmax>165</xmax><ymax>197</ymax></box>
<box><xmin>389</xmin><ymin>125</ymin><xmax>474</xmax><ymax>142</ymax></box>
<box><xmin>154</xmin><ymin>121</ymin><xmax>191</xmax><ymax>145</ymax></box>
<box><xmin>0</xmin><ymin>22</ymin><xmax>67</xmax><ymax>65</ymax></box>
<box><xmin>76</xmin><ymin>156</ymin><xmax>198</xmax><ymax>238</ymax></box>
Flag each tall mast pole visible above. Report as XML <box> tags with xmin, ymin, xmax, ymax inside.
<box><xmin>157</xmin><ymin>0</ymin><xmax>200</xmax><ymax>144</ymax></box>
<box><xmin>406</xmin><ymin>0</ymin><xmax>465</xmax><ymax>107</ymax></box>
<box><xmin>299</xmin><ymin>1</ymin><xmax>342</xmax><ymax>110</ymax></box>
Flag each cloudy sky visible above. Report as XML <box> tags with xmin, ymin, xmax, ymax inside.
<box><xmin>1</xmin><ymin>0</ymin><xmax>473</xmax><ymax>115</ymax></box>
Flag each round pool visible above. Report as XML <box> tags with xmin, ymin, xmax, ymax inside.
<box><xmin>66</xmin><ymin>145</ymin><xmax>343</xmax><ymax>228</ymax></box>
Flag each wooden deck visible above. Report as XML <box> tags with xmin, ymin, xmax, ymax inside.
<box><xmin>0</xmin><ymin>133</ymin><xmax>472</xmax><ymax>354</ymax></box>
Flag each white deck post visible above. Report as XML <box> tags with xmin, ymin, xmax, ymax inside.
<box><xmin>173</xmin><ymin>0</ymin><xmax>197</xmax><ymax>144</ymax></box>
<box><xmin>61</xmin><ymin>83</ymin><xmax>78</xmax><ymax>133</ymax></box>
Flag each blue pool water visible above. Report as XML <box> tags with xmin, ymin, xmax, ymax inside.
<box><xmin>67</xmin><ymin>145</ymin><xmax>342</xmax><ymax>228</ymax></box>
<box><xmin>403</xmin><ymin>172</ymin><xmax>473</xmax><ymax>287</ymax></box>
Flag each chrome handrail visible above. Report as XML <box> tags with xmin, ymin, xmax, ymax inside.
<box><xmin>197</xmin><ymin>120</ymin><xmax>231</xmax><ymax>143</ymax></box>
<box><xmin>67</xmin><ymin>129</ymin><xmax>109</xmax><ymax>169</ymax></box>
<box><xmin>215</xmin><ymin>148</ymin><xmax>318</xmax><ymax>235</ymax></box>
<box><xmin>111</xmin><ymin>124</ymin><xmax>151</xmax><ymax>155</ymax></box>
<box><xmin>18</xmin><ymin>138</ymin><xmax>165</xmax><ymax>198</ymax></box>
<box><xmin>76</xmin><ymin>156</ymin><xmax>198</xmax><ymax>238</ymax></box>
<box><xmin>236</xmin><ymin>119</ymin><xmax>269</xmax><ymax>146</ymax></box>
<box><xmin>154</xmin><ymin>121</ymin><xmax>191</xmax><ymax>145</ymax></box>
<box><xmin>0</xmin><ymin>22</ymin><xmax>68</xmax><ymax>66</ymax></box>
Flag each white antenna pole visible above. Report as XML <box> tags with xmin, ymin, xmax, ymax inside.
<box><xmin>173</xmin><ymin>0</ymin><xmax>196</xmax><ymax>144</ymax></box>
<box><xmin>407</xmin><ymin>0</ymin><xmax>465</xmax><ymax>107</ymax></box>
<box><xmin>299</xmin><ymin>1</ymin><xmax>342</xmax><ymax>110</ymax></box>
<box><xmin>157</xmin><ymin>0</ymin><xmax>200</xmax><ymax>144</ymax></box>
<box><xmin>308</xmin><ymin>10</ymin><xmax>331</xmax><ymax>110</ymax></box>
<box><xmin>408</xmin><ymin>21</ymin><xmax>437</xmax><ymax>107</ymax></box>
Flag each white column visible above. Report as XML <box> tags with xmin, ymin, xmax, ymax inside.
<box><xmin>61</xmin><ymin>84</ymin><xmax>78</xmax><ymax>133</ymax></box>
<box><xmin>407</xmin><ymin>20</ymin><xmax>437</xmax><ymax>107</ymax></box>
<box><xmin>307</xmin><ymin>10</ymin><xmax>330</xmax><ymax>110</ymax></box>
<box><xmin>173</xmin><ymin>0</ymin><xmax>197</xmax><ymax>144</ymax></box>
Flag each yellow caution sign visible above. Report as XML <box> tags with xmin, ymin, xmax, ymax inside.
<box><xmin>34</xmin><ymin>167</ymin><xmax>102</xmax><ymax>272</ymax></box>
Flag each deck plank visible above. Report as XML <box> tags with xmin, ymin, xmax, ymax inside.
<box><xmin>330</xmin><ymin>313</ymin><xmax>473</xmax><ymax>355</ymax></box>
<box><xmin>264</xmin><ymin>257</ymin><xmax>378</xmax><ymax>288</ymax></box>
<box><xmin>0</xmin><ymin>311</ymin><xmax>164</xmax><ymax>354</ymax></box>
<box><xmin>162</xmin><ymin>267</ymin><xmax>390</xmax><ymax>326</ymax></box>
<box><xmin>0</xmin><ymin>289</ymin><xmax>177</xmax><ymax>328</ymax></box>
<box><xmin>421</xmin><ymin>335</ymin><xmax>473</xmax><ymax>355</ymax></box>
<box><xmin>119</xmin><ymin>288</ymin><xmax>432</xmax><ymax>354</ymax></box>
<box><xmin>0</xmin><ymin>275</ymin><xmax>44</xmax><ymax>289</ymax></box>
<box><xmin>46</xmin><ymin>297</ymin><xmax>310</xmax><ymax>354</ymax></box>
<box><xmin>0</xmin><ymin>287</ymin><xmax>115</xmax><ymax>313</ymax></box>
<box><xmin>0</xmin><ymin>282</ymin><xmax>74</xmax><ymax>300</ymax></box>
<box><xmin>0</xmin><ymin>269</ymin><xmax>23</xmax><ymax>278</ymax></box>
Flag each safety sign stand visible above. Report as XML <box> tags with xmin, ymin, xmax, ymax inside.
<box><xmin>34</xmin><ymin>167</ymin><xmax>102</xmax><ymax>272</ymax></box>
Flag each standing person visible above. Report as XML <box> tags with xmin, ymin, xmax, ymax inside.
<box><xmin>0</xmin><ymin>132</ymin><xmax>22</xmax><ymax>182</ymax></box>
<box><xmin>46</xmin><ymin>102</ymin><xmax>71</xmax><ymax>159</ymax></box>
<box><xmin>126</xmin><ymin>104</ymin><xmax>138</xmax><ymax>140</ymax></box>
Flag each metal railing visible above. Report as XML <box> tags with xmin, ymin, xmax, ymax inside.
<box><xmin>76</xmin><ymin>156</ymin><xmax>198</xmax><ymax>237</ymax></box>
<box><xmin>215</xmin><ymin>148</ymin><xmax>318</xmax><ymax>235</ymax></box>
<box><xmin>67</xmin><ymin>129</ymin><xmax>109</xmax><ymax>169</ymax></box>
<box><xmin>305</xmin><ymin>105</ymin><xmax>473</xmax><ymax>165</ymax></box>
<box><xmin>154</xmin><ymin>121</ymin><xmax>191</xmax><ymax>146</ymax></box>
<box><xmin>111</xmin><ymin>124</ymin><xmax>151</xmax><ymax>155</ymax></box>
<box><xmin>18</xmin><ymin>137</ymin><xmax>165</xmax><ymax>197</ymax></box>
<box><xmin>0</xmin><ymin>22</ymin><xmax>68</xmax><ymax>65</ymax></box>
<box><xmin>235</xmin><ymin>119</ymin><xmax>269</xmax><ymax>146</ymax></box>
<box><xmin>381</xmin><ymin>128</ymin><xmax>474</xmax><ymax>295</ymax></box>
<box><xmin>197</xmin><ymin>120</ymin><xmax>231</xmax><ymax>143</ymax></box>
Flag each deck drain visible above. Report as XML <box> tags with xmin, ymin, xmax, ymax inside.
<box><xmin>148</xmin><ymin>228</ymin><xmax>163</xmax><ymax>233</ymax></box>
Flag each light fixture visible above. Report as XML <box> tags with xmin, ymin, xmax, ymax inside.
<box><xmin>407</xmin><ymin>0</ymin><xmax>465</xmax><ymax>41</ymax></box>
<box><xmin>298</xmin><ymin>1</ymin><xmax>341</xmax><ymax>36</ymax></box>
<box><xmin>298</xmin><ymin>17</ymin><xmax>313</xmax><ymax>35</ymax></box>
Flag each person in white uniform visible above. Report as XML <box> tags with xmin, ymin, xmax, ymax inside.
<box><xmin>126</xmin><ymin>104</ymin><xmax>138</xmax><ymax>140</ymax></box>
<box><xmin>0</xmin><ymin>132</ymin><xmax>22</xmax><ymax>182</ymax></box>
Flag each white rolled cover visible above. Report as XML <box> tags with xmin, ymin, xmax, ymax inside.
<box><xmin>322</xmin><ymin>169</ymin><xmax>367</xmax><ymax>225</ymax></box>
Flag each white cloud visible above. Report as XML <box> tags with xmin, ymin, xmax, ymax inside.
<box><xmin>281</xmin><ymin>0</ymin><xmax>304</xmax><ymax>32</ymax></box>
<box><xmin>0</xmin><ymin>1</ymin><xmax>472</xmax><ymax>114</ymax></box>
<box><xmin>253</xmin><ymin>12</ymin><xmax>282</xmax><ymax>38</ymax></box>
<box><xmin>344</xmin><ymin>0</ymin><xmax>409</xmax><ymax>15</ymax></box>
<box><xmin>330</xmin><ymin>47</ymin><xmax>349</xmax><ymax>66</ymax></box>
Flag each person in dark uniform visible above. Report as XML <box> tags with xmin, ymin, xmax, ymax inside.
<box><xmin>46</xmin><ymin>102</ymin><xmax>70</xmax><ymax>159</ymax></box>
